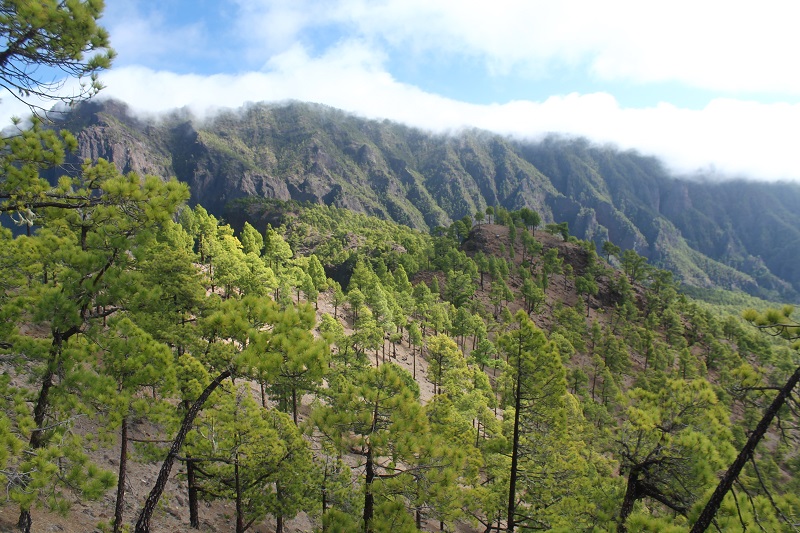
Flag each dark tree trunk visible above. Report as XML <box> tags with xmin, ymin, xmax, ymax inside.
<box><xmin>276</xmin><ymin>480</ymin><xmax>284</xmax><ymax>533</ymax></box>
<box><xmin>690</xmin><ymin>365</ymin><xmax>800</xmax><ymax>532</ymax></box>
<box><xmin>617</xmin><ymin>471</ymin><xmax>640</xmax><ymax>532</ymax></box>
<box><xmin>113</xmin><ymin>415</ymin><xmax>129</xmax><ymax>533</ymax></box>
<box><xmin>321</xmin><ymin>470</ymin><xmax>328</xmax><ymax>513</ymax></box>
<box><xmin>17</xmin><ymin>366</ymin><xmax>55</xmax><ymax>531</ymax></box>
<box><xmin>507</xmin><ymin>348</ymin><xmax>523</xmax><ymax>533</ymax></box>
<box><xmin>235</xmin><ymin>458</ymin><xmax>244</xmax><ymax>533</ymax></box>
<box><xmin>30</xmin><ymin>371</ymin><xmax>55</xmax><ymax>448</ymax></box>
<box><xmin>180</xmin><ymin>399</ymin><xmax>201</xmax><ymax>528</ymax></box>
<box><xmin>364</xmin><ymin>447</ymin><xmax>375</xmax><ymax>533</ymax></box>
<box><xmin>18</xmin><ymin>330</ymin><xmax>72</xmax><ymax>532</ymax></box>
<box><xmin>135</xmin><ymin>369</ymin><xmax>232</xmax><ymax>533</ymax></box>
<box><xmin>292</xmin><ymin>387</ymin><xmax>298</xmax><ymax>425</ymax></box>
<box><xmin>187</xmin><ymin>456</ymin><xmax>200</xmax><ymax>528</ymax></box>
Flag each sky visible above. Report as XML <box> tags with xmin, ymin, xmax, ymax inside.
<box><xmin>10</xmin><ymin>0</ymin><xmax>800</xmax><ymax>181</ymax></box>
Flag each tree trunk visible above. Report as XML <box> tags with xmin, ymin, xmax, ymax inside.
<box><xmin>364</xmin><ymin>447</ymin><xmax>375</xmax><ymax>533</ymax></box>
<box><xmin>113</xmin><ymin>415</ymin><xmax>129</xmax><ymax>533</ymax></box>
<box><xmin>322</xmin><ymin>469</ymin><xmax>328</xmax><ymax>513</ymax></box>
<box><xmin>276</xmin><ymin>479</ymin><xmax>284</xmax><ymax>533</ymax></box>
<box><xmin>135</xmin><ymin>369</ymin><xmax>232</xmax><ymax>533</ymax></box>
<box><xmin>187</xmin><ymin>455</ymin><xmax>200</xmax><ymax>528</ymax></box>
<box><xmin>16</xmin><ymin>510</ymin><xmax>31</xmax><ymax>533</ymax></box>
<box><xmin>180</xmin><ymin>399</ymin><xmax>201</xmax><ymax>528</ymax></box>
<box><xmin>235</xmin><ymin>457</ymin><xmax>244</xmax><ymax>533</ymax></box>
<box><xmin>292</xmin><ymin>387</ymin><xmax>298</xmax><ymax>425</ymax></box>
<box><xmin>507</xmin><ymin>349</ymin><xmax>523</xmax><ymax>533</ymax></box>
<box><xmin>18</xmin><ymin>330</ymin><xmax>70</xmax><ymax>532</ymax></box>
<box><xmin>617</xmin><ymin>471</ymin><xmax>640</xmax><ymax>532</ymax></box>
<box><xmin>690</xmin><ymin>365</ymin><xmax>800</xmax><ymax>532</ymax></box>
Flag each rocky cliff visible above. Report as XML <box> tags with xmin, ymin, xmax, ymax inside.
<box><xmin>51</xmin><ymin>99</ymin><xmax>800</xmax><ymax>302</ymax></box>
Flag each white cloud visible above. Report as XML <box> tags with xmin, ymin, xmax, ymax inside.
<box><xmin>103</xmin><ymin>2</ymin><xmax>211</xmax><ymax>69</ymax></box>
<box><xmin>7</xmin><ymin>0</ymin><xmax>800</xmax><ymax>182</ymax></box>
<box><xmin>70</xmin><ymin>41</ymin><xmax>800</xmax><ymax>182</ymax></box>
<box><xmin>231</xmin><ymin>0</ymin><xmax>328</xmax><ymax>62</ymax></box>
<box><xmin>231</xmin><ymin>0</ymin><xmax>800</xmax><ymax>93</ymax></box>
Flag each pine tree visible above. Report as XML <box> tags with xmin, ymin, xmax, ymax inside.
<box><xmin>314</xmin><ymin>363</ymin><xmax>427</xmax><ymax>533</ymax></box>
<box><xmin>426</xmin><ymin>334</ymin><xmax>464</xmax><ymax>396</ymax></box>
<box><xmin>0</xmin><ymin>0</ymin><xmax>113</xmax><ymax>117</ymax></box>
<box><xmin>263</xmin><ymin>224</ymin><xmax>293</xmax><ymax>274</ymax></box>
<box><xmin>256</xmin><ymin>304</ymin><xmax>328</xmax><ymax>424</ymax></box>
<box><xmin>91</xmin><ymin>318</ymin><xmax>175</xmax><ymax>533</ymax></box>
<box><xmin>691</xmin><ymin>307</ymin><xmax>800</xmax><ymax>532</ymax></box>
<box><xmin>498</xmin><ymin>310</ymin><xmax>566</xmax><ymax>532</ymax></box>
<box><xmin>1</xmin><ymin>161</ymin><xmax>187</xmax><ymax>532</ymax></box>
<box><xmin>240</xmin><ymin>221</ymin><xmax>264</xmax><ymax>255</ymax></box>
<box><xmin>616</xmin><ymin>379</ymin><xmax>735</xmax><ymax>532</ymax></box>
<box><xmin>185</xmin><ymin>385</ymin><xmax>313</xmax><ymax>532</ymax></box>
<box><xmin>136</xmin><ymin>296</ymin><xmax>322</xmax><ymax>532</ymax></box>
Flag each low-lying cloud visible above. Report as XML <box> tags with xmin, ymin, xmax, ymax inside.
<box><xmin>80</xmin><ymin>45</ymin><xmax>800</xmax><ymax>183</ymax></box>
<box><xmin>7</xmin><ymin>0</ymin><xmax>800</xmax><ymax>182</ymax></box>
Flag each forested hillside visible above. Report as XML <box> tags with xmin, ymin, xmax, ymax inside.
<box><xmin>3</xmin><ymin>174</ymin><xmax>800</xmax><ymax>531</ymax></box>
<box><xmin>51</xmin><ymin>99</ymin><xmax>800</xmax><ymax>304</ymax></box>
<box><xmin>4</xmin><ymin>2</ymin><xmax>800</xmax><ymax>532</ymax></box>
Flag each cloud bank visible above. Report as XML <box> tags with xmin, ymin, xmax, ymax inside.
<box><xmin>89</xmin><ymin>49</ymin><xmax>800</xmax><ymax>182</ymax></box>
<box><xmin>6</xmin><ymin>0</ymin><xmax>800</xmax><ymax>182</ymax></box>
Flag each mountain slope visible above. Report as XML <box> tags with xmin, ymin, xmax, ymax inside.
<box><xmin>53</xmin><ymin>99</ymin><xmax>800</xmax><ymax>302</ymax></box>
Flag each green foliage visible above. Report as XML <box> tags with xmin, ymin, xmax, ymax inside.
<box><xmin>254</xmin><ymin>302</ymin><xmax>328</xmax><ymax>423</ymax></box>
<box><xmin>621</xmin><ymin>249</ymin><xmax>651</xmax><ymax>283</ymax></box>
<box><xmin>615</xmin><ymin>379</ymin><xmax>736</xmax><ymax>529</ymax></box>
<box><xmin>0</xmin><ymin>0</ymin><xmax>114</xmax><ymax>115</ymax></box>
<box><xmin>186</xmin><ymin>386</ymin><xmax>314</xmax><ymax>532</ymax></box>
<box><xmin>239</xmin><ymin>221</ymin><xmax>263</xmax><ymax>255</ymax></box>
<box><xmin>5</xmin><ymin>76</ymin><xmax>800</xmax><ymax>532</ymax></box>
<box><xmin>314</xmin><ymin>363</ymin><xmax>428</xmax><ymax>532</ymax></box>
<box><xmin>744</xmin><ymin>305</ymin><xmax>800</xmax><ymax>348</ymax></box>
<box><xmin>0</xmin><ymin>155</ymin><xmax>188</xmax><ymax>529</ymax></box>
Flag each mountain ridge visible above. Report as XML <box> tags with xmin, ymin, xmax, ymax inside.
<box><xmin>53</xmin><ymin>98</ymin><xmax>800</xmax><ymax>303</ymax></box>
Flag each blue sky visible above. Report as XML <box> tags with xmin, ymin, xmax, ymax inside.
<box><xmin>10</xmin><ymin>0</ymin><xmax>800</xmax><ymax>181</ymax></box>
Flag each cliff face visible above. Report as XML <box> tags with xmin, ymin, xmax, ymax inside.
<box><xmin>54</xmin><ymin>99</ymin><xmax>800</xmax><ymax>302</ymax></box>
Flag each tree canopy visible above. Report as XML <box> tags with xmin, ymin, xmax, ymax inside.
<box><xmin>0</xmin><ymin>0</ymin><xmax>114</xmax><ymax>115</ymax></box>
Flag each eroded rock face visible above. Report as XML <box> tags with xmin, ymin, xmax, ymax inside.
<box><xmin>74</xmin><ymin>127</ymin><xmax>171</xmax><ymax>177</ymax></box>
<box><xmin>54</xmin><ymin>98</ymin><xmax>800</xmax><ymax>302</ymax></box>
